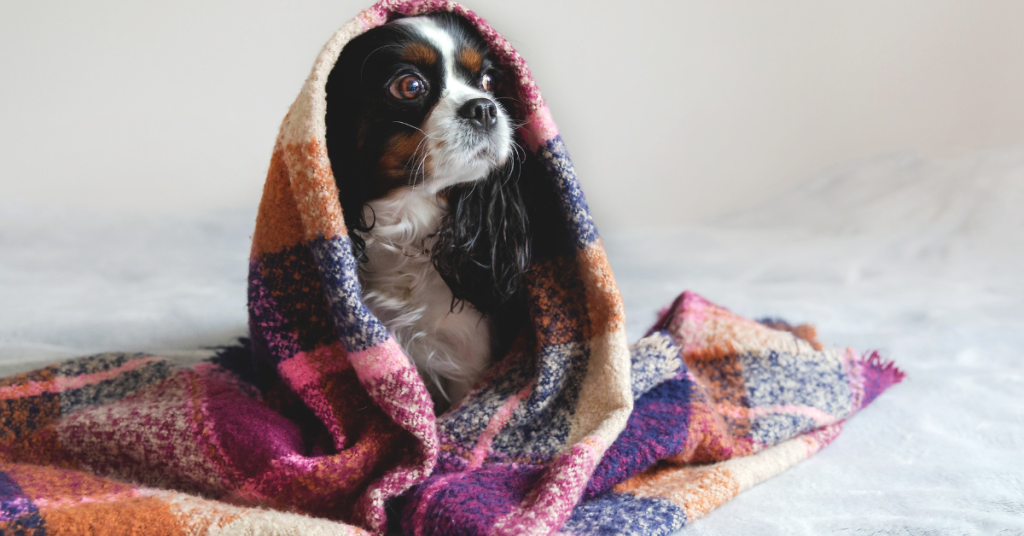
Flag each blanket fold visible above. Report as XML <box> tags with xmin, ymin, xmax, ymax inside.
<box><xmin>0</xmin><ymin>1</ymin><xmax>902</xmax><ymax>535</ymax></box>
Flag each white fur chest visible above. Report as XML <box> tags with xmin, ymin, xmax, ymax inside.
<box><xmin>356</xmin><ymin>189</ymin><xmax>492</xmax><ymax>407</ymax></box>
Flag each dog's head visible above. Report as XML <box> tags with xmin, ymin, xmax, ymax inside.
<box><xmin>326</xmin><ymin>13</ymin><xmax>515</xmax><ymax>199</ymax></box>
<box><xmin>326</xmin><ymin>12</ymin><xmax>530</xmax><ymax>316</ymax></box>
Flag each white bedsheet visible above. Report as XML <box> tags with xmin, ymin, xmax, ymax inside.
<box><xmin>1</xmin><ymin>147</ymin><xmax>1021</xmax><ymax>534</ymax></box>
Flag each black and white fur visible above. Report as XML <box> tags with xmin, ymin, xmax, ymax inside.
<box><xmin>325</xmin><ymin>13</ymin><xmax>530</xmax><ymax>411</ymax></box>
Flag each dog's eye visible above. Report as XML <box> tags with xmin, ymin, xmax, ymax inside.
<box><xmin>390</xmin><ymin>75</ymin><xmax>426</xmax><ymax>100</ymax></box>
<box><xmin>480</xmin><ymin>73</ymin><xmax>493</xmax><ymax>92</ymax></box>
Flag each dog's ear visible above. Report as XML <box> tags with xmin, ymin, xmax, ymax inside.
<box><xmin>432</xmin><ymin>161</ymin><xmax>531</xmax><ymax>317</ymax></box>
<box><xmin>325</xmin><ymin>30</ymin><xmax>380</xmax><ymax>261</ymax></box>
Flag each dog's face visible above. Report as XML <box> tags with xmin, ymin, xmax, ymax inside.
<box><xmin>326</xmin><ymin>13</ymin><xmax>514</xmax><ymax>201</ymax></box>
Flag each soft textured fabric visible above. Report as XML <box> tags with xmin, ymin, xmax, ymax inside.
<box><xmin>0</xmin><ymin>1</ymin><xmax>902</xmax><ymax>534</ymax></box>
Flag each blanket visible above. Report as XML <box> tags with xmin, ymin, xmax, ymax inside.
<box><xmin>0</xmin><ymin>1</ymin><xmax>903</xmax><ymax>534</ymax></box>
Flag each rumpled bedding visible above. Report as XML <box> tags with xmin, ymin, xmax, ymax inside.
<box><xmin>0</xmin><ymin>1</ymin><xmax>902</xmax><ymax>534</ymax></box>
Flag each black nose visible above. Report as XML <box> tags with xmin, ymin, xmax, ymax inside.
<box><xmin>457</xmin><ymin>98</ymin><xmax>498</xmax><ymax>131</ymax></box>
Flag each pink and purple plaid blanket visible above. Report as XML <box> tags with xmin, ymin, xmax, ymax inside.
<box><xmin>0</xmin><ymin>2</ymin><xmax>902</xmax><ymax>534</ymax></box>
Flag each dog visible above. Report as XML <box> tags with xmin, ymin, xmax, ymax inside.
<box><xmin>325</xmin><ymin>12</ymin><xmax>531</xmax><ymax>412</ymax></box>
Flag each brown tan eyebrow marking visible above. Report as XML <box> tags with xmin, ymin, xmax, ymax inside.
<box><xmin>402</xmin><ymin>43</ymin><xmax>437</xmax><ymax>65</ymax></box>
<box><xmin>458</xmin><ymin>47</ymin><xmax>483</xmax><ymax>73</ymax></box>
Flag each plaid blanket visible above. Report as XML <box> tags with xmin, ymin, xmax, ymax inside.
<box><xmin>0</xmin><ymin>1</ymin><xmax>903</xmax><ymax>534</ymax></box>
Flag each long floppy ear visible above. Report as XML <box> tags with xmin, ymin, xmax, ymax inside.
<box><xmin>324</xmin><ymin>27</ymin><xmax>383</xmax><ymax>261</ymax></box>
<box><xmin>431</xmin><ymin>153</ymin><xmax>531</xmax><ymax>318</ymax></box>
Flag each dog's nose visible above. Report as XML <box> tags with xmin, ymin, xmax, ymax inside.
<box><xmin>457</xmin><ymin>98</ymin><xmax>498</xmax><ymax>131</ymax></box>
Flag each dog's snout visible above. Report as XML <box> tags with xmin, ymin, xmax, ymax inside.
<box><xmin>457</xmin><ymin>98</ymin><xmax>498</xmax><ymax>131</ymax></box>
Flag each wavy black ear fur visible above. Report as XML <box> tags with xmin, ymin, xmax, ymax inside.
<box><xmin>432</xmin><ymin>161</ymin><xmax>531</xmax><ymax>318</ymax></box>
<box><xmin>324</xmin><ymin>20</ymin><xmax>413</xmax><ymax>262</ymax></box>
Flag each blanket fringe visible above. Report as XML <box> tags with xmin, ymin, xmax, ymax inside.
<box><xmin>862</xmin><ymin>350</ymin><xmax>906</xmax><ymax>384</ymax></box>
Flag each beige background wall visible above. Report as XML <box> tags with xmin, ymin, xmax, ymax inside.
<box><xmin>3</xmin><ymin>0</ymin><xmax>1023</xmax><ymax>228</ymax></box>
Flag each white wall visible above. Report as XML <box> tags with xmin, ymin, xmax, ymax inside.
<box><xmin>3</xmin><ymin>0</ymin><xmax>1024</xmax><ymax>228</ymax></box>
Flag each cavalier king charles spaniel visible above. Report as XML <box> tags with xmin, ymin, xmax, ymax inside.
<box><xmin>325</xmin><ymin>13</ymin><xmax>530</xmax><ymax>412</ymax></box>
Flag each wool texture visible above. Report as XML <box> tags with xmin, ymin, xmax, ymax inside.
<box><xmin>0</xmin><ymin>1</ymin><xmax>903</xmax><ymax>534</ymax></box>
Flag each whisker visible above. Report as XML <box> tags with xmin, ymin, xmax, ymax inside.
<box><xmin>510</xmin><ymin>140</ymin><xmax>526</xmax><ymax>163</ymax></box>
<box><xmin>392</xmin><ymin>121</ymin><xmax>441</xmax><ymax>139</ymax></box>
<box><xmin>494</xmin><ymin>96</ymin><xmax>523</xmax><ymax>105</ymax></box>
<box><xmin>407</xmin><ymin>136</ymin><xmax>432</xmax><ymax>187</ymax></box>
